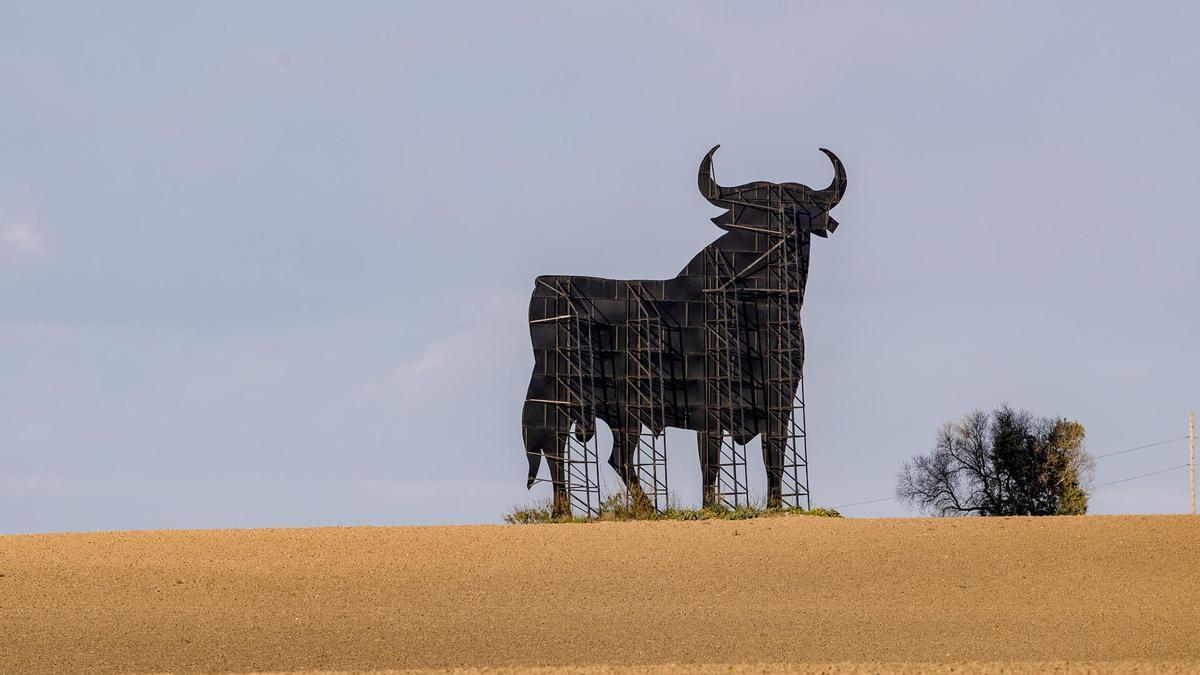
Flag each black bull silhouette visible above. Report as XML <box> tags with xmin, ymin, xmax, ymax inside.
<box><xmin>522</xmin><ymin>146</ymin><xmax>847</xmax><ymax>514</ymax></box>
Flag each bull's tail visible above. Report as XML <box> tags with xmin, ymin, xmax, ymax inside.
<box><xmin>523</xmin><ymin>274</ymin><xmax>598</xmax><ymax>489</ymax></box>
<box><xmin>523</xmin><ymin>399</ymin><xmax>552</xmax><ymax>490</ymax></box>
<box><xmin>522</xmin><ymin>401</ymin><xmax>596</xmax><ymax>489</ymax></box>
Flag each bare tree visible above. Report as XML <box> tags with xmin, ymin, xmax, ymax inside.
<box><xmin>896</xmin><ymin>407</ymin><xmax>1094</xmax><ymax>516</ymax></box>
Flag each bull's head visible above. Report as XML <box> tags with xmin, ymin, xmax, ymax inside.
<box><xmin>698</xmin><ymin>145</ymin><xmax>846</xmax><ymax>238</ymax></box>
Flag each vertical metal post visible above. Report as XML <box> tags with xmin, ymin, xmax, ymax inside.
<box><xmin>1190</xmin><ymin>411</ymin><xmax>1195</xmax><ymax>515</ymax></box>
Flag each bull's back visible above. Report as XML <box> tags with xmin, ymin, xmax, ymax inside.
<box><xmin>529</xmin><ymin>275</ymin><xmax>647</xmax><ymax>324</ymax></box>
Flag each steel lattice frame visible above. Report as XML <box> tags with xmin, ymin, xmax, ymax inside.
<box><xmin>703</xmin><ymin>248</ymin><xmax>751</xmax><ymax>509</ymax></box>
<box><xmin>625</xmin><ymin>282</ymin><xmax>670</xmax><ymax>512</ymax></box>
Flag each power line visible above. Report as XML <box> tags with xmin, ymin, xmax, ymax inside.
<box><xmin>834</xmin><ymin>496</ymin><xmax>895</xmax><ymax>509</ymax></box>
<box><xmin>1095</xmin><ymin>463</ymin><xmax>1189</xmax><ymax>488</ymax></box>
<box><xmin>1094</xmin><ymin>436</ymin><xmax>1187</xmax><ymax>459</ymax></box>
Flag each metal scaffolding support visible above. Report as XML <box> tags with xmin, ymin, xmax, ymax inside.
<box><xmin>625</xmin><ymin>282</ymin><xmax>670</xmax><ymax>511</ymax></box>
<box><xmin>768</xmin><ymin>231</ymin><xmax>811</xmax><ymax>510</ymax></box>
<box><xmin>549</xmin><ymin>279</ymin><xmax>603</xmax><ymax>518</ymax></box>
<box><xmin>704</xmin><ymin>249</ymin><xmax>750</xmax><ymax>509</ymax></box>
<box><xmin>701</xmin><ymin>184</ymin><xmax>811</xmax><ymax>511</ymax></box>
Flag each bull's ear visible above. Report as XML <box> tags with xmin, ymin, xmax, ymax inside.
<box><xmin>710</xmin><ymin>210</ymin><xmax>735</xmax><ymax>229</ymax></box>
<box><xmin>710</xmin><ymin>203</ymin><xmax>771</xmax><ymax>231</ymax></box>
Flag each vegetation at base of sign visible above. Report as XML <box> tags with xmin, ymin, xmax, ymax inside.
<box><xmin>503</xmin><ymin>491</ymin><xmax>842</xmax><ymax>524</ymax></box>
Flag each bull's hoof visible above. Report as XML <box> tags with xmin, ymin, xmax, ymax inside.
<box><xmin>552</xmin><ymin>493</ymin><xmax>572</xmax><ymax>520</ymax></box>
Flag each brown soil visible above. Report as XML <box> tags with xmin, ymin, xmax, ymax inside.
<box><xmin>2</xmin><ymin>515</ymin><xmax>1199</xmax><ymax>673</ymax></box>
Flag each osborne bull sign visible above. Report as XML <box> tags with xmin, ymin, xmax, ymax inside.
<box><xmin>521</xmin><ymin>146</ymin><xmax>847</xmax><ymax>517</ymax></box>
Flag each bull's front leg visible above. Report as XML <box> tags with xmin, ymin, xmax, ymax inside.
<box><xmin>761</xmin><ymin>428</ymin><xmax>785</xmax><ymax>509</ymax></box>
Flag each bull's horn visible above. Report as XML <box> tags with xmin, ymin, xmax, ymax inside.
<box><xmin>813</xmin><ymin>148</ymin><xmax>847</xmax><ymax>207</ymax></box>
<box><xmin>697</xmin><ymin>144</ymin><xmax>723</xmax><ymax>205</ymax></box>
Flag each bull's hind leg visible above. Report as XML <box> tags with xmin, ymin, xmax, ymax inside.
<box><xmin>608</xmin><ymin>427</ymin><xmax>651</xmax><ymax>513</ymax></box>
<box><xmin>544</xmin><ymin>441</ymin><xmax>570</xmax><ymax>518</ymax></box>
<box><xmin>698</xmin><ymin>430</ymin><xmax>721</xmax><ymax>508</ymax></box>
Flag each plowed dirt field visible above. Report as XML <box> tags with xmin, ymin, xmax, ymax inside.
<box><xmin>3</xmin><ymin>515</ymin><xmax>1199</xmax><ymax>673</ymax></box>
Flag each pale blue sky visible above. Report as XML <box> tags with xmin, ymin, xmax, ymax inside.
<box><xmin>2</xmin><ymin>1</ymin><xmax>1197</xmax><ymax>533</ymax></box>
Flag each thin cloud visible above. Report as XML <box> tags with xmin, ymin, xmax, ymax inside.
<box><xmin>3</xmin><ymin>222</ymin><xmax>40</xmax><ymax>253</ymax></box>
<box><xmin>395</xmin><ymin>343</ymin><xmax>452</xmax><ymax>375</ymax></box>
